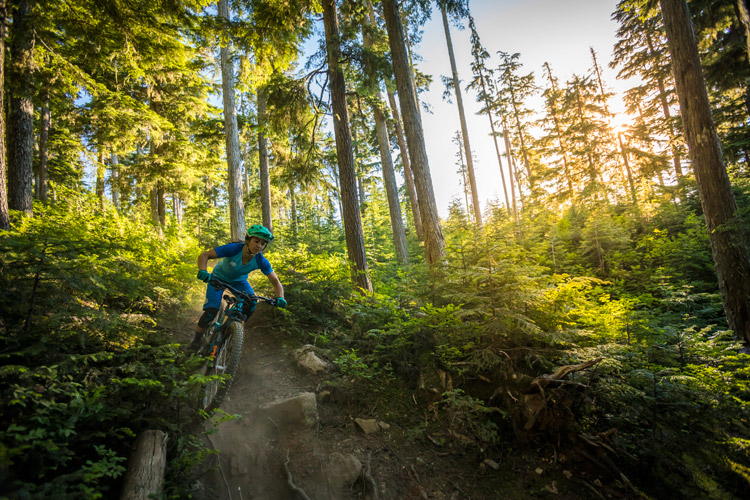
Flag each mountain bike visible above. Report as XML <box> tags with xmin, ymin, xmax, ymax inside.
<box><xmin>195</xmin><ymin>277</ymin><xmax>278</xmax><ymax>412</ymax></box>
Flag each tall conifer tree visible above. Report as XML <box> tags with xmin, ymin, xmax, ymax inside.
<box><xmin>323</xmin><ymin>0</ymin><xmax>372</xmax><ymax>292</ymax></box>
<box><xmin>659</xmin><ymin>0</ymin><xmax>750</xmax><ymax>343</ymax></box>
<box><xmin>382</xmin><ymin>0</ymin><xmax>445</xmax><ymax>265</ymax></box>
<box><xmin>439</xmin><ymin>0</ymin><xmax>482</xmax><ymax>228</ymax></box>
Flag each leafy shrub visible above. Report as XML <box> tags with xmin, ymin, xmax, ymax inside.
<box><xmin>0</xmin><ymin>194</ymin><xmax>204</xmax><ymax>498</ymax></box>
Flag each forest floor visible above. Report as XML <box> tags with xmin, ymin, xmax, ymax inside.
<box><xmin>173</xmin><ymin>307</ymin><xmax>617</xmax><ymax>500</ymax></box>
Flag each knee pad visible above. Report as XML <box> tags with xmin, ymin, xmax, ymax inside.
<box><xmin>198</xmin><ymin>307</ymin><xmax>219</xmax><ymax>328</ymax></box>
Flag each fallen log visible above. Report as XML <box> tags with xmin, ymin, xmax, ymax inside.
<box><xmin>119</xmin><ymin>430</ymin><xmax>168</xmax><ymax>500</ymax></box>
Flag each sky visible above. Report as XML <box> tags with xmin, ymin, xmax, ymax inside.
<box><xmin>412</xmin><ymin>0</ymin><xmax>628</xmax><ymax>217</ymax></box>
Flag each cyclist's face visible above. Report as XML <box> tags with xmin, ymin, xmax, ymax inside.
<box><xmin>245</xmin><ymin>236</ymin><xmax>268</xmax><ymax>254</ymax></box>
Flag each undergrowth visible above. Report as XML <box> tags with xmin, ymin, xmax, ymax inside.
<box><xmin>0</xmin><ymin>195</ymin><xmax>207</xmax><ymax>499</ymax></box>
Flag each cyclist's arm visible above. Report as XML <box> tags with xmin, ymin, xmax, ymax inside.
<box><xmin>198</xmin><ymin>248</ymin><xmax>219</xmax><ymax>271</ymax></box>
<box><xmin>266</xmin><ymin>271</ymin><xmax>284</xmax><ymax>299</ymax></box>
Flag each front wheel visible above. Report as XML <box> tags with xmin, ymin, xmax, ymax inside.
<box><xmin>200</xmin><ymin>320</ymin><xmax>244</xmax><ymax>411</ymax></box>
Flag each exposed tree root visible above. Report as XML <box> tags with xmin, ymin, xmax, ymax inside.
<box><xmin>285</xmin><ymin>450</ymin><xmax>313</xmax><ymax>500</ymax></box>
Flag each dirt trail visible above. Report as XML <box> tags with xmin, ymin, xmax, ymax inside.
<box><xmin>182</xmin><ymin>309</ymin><xmax>599</xmax><ymax>500</ymax></box>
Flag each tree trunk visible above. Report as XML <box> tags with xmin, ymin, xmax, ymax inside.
<box><xmin>257</xmin><ymin>85</ymin><xmax>272</xmax><ymax>231</ymax></box>
<box><xmin>111</xmin><ymin>153</ymin><xmax>120</xmax><ymax>209</ymax></box>
<box><xmin>660</xmin><ymin>0</ymin><xmax>750</xmax><ymax>343</ymax></box>
<box><xmin>7</xmin><ymin>0</ymin><xmax>34</xmax><ymax>216</ymax></box>
<box><xmin>119</xmin><ymin>430</ymin><xmax>168</xmax><ymax>500</ymax></box>
<box><xmin>737</xmin><ymin>0</ymin><xmax>750</xmax><ymax>62</ymax></box>
<box><xmin>617</xmin><ymin>132</ymin><xmax>639</xmax><ymax>210</ymax></box>
<box><xmin>96</xmin><ymin>148</ymin><xmax>105</xmax><ymax>207</ymax></box>
<box><xmin>38</xmin><ymin>89</ymin><xmax>49</xmax><ymax>202</ymax></box>
<box><xmin>369</xmin><ymin>0</ymin><xmax>423</xmax><ymax>241</ymax></box>
<box><xmin>509</xmin><ymin>86</ymin><xmax>532</xmax><ymax>186</ymax></box>
<box><xmin>157</xmin><ymin>181</ymin><xmax>166</xmax><ymax>228</ymax></box>
<box><xmin>441</xmin><ymin>4</ymin><xmax>482</xmax><ymax>228</ymax></box>
<box><xmin>477</xmin><ymin>71</ymin><xmax>512</xmax><ymax>214</ymax></box>
<box><xmin>503</xmin><ymin>127</ymin><xmax>521</xmax><ymax>232</ymax></box>
<box><xmin>322</xmin><ymin>0</ymin><xmax>372</xmax><ymax>292</ymax></box>
<box><xmin>382</xmin><ymin>0</ymin><xmax>445</xmax><ymax>265</ymax></box>
<box><xmin>0</xmin><ymin>1</ymin><xmax>10</xmax><ymax>230</ymax></box>
<box><xmin>373</xmin><ymin>102</ymin><xmax>409</xmax><ymax>263</ymax></box>
<box><xmin>386</xmin><ymin>88</ymin><xmax>423</xmax><ymax>240</ymax></box>
<box><xmin>149</xmin><ymin>187</ymin><xmax>159</xmax><ymax>226</ymax></box>
<box><xmin>542</xmin><ymin>63</ymin><xmax>574</xmax><ymax>199</ymax></box>
<box><xmin>290</xmin><ymin>187</ymin><xmax>298</xmax><ymax>242</ymax></box>
<box><xmin>645</xmin><ymin>29</ymin><xmax>683</xmax><ymax>178</ymax></box>
<box><xmin>173</xmin><ymin>193</ymin><xmax>181</xmax><ymax>225</ymax></box>
<box><xmin>218</xmin><ymin>0</ymin><xmax>246</xmax><ymax>241</ymax></box>
<box><xmin>361</xmin><ymin>6</ymin><xmax>409</xmax><ymax>263</ymax></box>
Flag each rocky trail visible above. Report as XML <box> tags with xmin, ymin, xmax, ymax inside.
<box><xmin>175</xmin><ymin>309</ymin><xmax>608</xmax><ymax>500</ymax></box>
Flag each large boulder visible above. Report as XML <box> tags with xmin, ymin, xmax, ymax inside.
<box><xmin>260</xmin><ymin>392</ymin><xmax>318</xmax><ymax>428</ymax></box>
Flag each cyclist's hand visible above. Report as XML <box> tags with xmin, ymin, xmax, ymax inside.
<box><xmin>275</xmin><ymin>297</ymin><xmax>287</xmax><ymax>308</ymax></box>
<box><xmin>197</xmin><ymin>270</ymin><xmax>211</xmax><ymax>283</ymax></box>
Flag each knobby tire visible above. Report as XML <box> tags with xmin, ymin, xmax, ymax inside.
<box><xmin>201</xmin><ymin>320</ymin><xmax>244</xmax><ymax>411</ymax></box>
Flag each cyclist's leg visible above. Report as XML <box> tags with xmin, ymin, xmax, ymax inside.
<box><xmin>233</xmin><ymin>281</ymin><xmax>258</xmax><ymax>321</ymax></box>
<box><xmin>188</xmin><ymin>286</ymin><xmax>223</xmax><ymax>351</ymax></box>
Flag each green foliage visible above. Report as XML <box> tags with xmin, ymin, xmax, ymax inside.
<box><xmin>0</xmin><ymin>194</ymin><xmax>205</xmax><ymax>498</ymax></box>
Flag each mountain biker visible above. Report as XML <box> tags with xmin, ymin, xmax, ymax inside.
<box><xmin>188</xmin><ymin>224</ymin><xmax>286</xmax><ymax>352</ymax></box>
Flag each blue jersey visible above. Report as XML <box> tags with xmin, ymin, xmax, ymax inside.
<box><xmin>211</xmin><ymin>242</ymin><xmax>273</xmax><ymax>283</ymax></box>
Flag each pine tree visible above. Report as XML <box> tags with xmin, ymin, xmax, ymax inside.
<box><xmin>361</xmin><ymin>2</ymin><xmax>409</xmax><ymax>263</ymax></box>
<box><xmin>0</xmin><ymin>0</ymin><xmax>9</xmax><ymax>230</ymax></box>
<box><xmin>612</xmin><ymin>0</ymin><xmax>685</xmax><ymax>179</ymax></box>
<box><xmin>537</xmin><ymin>62</ymin><xmax>575</xmax><ymax>206</ymax></box>
<box><xmin>439</xmin><ymin>0</ymin><xmax>482</xmax><ymax>228</ymax></box>
<box><xmin>659</xmin><ymin>0</ymin><xmax>750</xmax><ymax>342</ymax></box>
<box><xmin>466</xmin><ymin>16</ymin><xmax>511</xmax><ymax>217</ymax></box>
<box><xmin>323</xmin><ymin>0</ymin><xmax>372</xmax><ymax>292</ymax></box>
<box><xmin>218</xmin><ymin>0</ymin><xmax>246</xmax><ymax>240</ymax></box>
<box><xmin>494</xmin><ymin>52</ymin><xmax>537</xmax><ymax>194</ymax></box>
<box><xmin>382</xmin><ymin>0</ymin><xmax>445</xmax><ymax>265</ymax></box>
<box><xmin>7</xmin><ymin>0</ymin><xmax>34</xmax><ymax>216</ymax></box>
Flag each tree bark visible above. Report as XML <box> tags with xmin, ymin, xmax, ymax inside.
<box><xmin>368</xmin><ymin>1</ymin><xmax>423</xmax><ymax>241</ymax></box>
<box><xmin>7</xmin><ymin>0</ymin><xmax>34</xmax><ymax>215</ymax></box>
<box><xmin>149</xmin><ymin>187</ymin><xmax>159</xmax><ymax>226</ymax></box>
<box><xmin>503</xmin><ymin>127</ymin><xmax>521</xmax><ymax>233</ymax></box>
<box><xmin>119</xmin><ymin>430</ymin><xmax>168</xmax><ymax>500</ymax></box>
<box><xmin>660</xmin><ymin>0</ymin><xmax>750</xmax><ymax>343</ymax></box>
<box><xmin>441</xmin><ymin>4</ymin><xmax>482</xmax><ymax>228</ymax></box>
<box><xmin>373</xmin><ymin>103</ymin><xmax>409</xmax><ymax>263</ymax></box>
<box><xmin>644</xmin><ymin>29</ymin><xmax>683</xmax><ymax>178</ymax></box>
<box><xmin>218</xmin><ymin>0</ymin><xmax>246</xmax><ymax>241</ymax></box>
<box><xmin>257</xmin><ymin>85</ymin><xmax>272</xmax><ymax>231</ymax></box>
<box><xmin>362</xmin><ymin>5</ymin><xmax>409</xmax><ymax>264</ymax></box>
<box><xmin>737</xmin><ymin>0</ymin><xmax>750</xmax><ymax>62</ymax></box>
<box><xmin>322</xmin><ymin>0</ymin><xmax>372</xmax><ymax>292</ymax></box>
<box><xmin>382</xmin><ymin>0</ymin><xmax>445</xmax><ymax>265</ymax></box>
<box><xmin>38</xmin><ymin>89</ymin><xmax>49</xmax><ymax>202</ymax></box>
<box><xmin>386</xmin><ymin>88</ymin><xmax>423</xmax><ymax>240</ymax></box>
<box><xmin>157</xmin><ymin>181</ymin><xmax>166</xmax><ymax>227</ymax></box>
<box><xmin>290</xmin><ymin>187</ymin><xmax>298</xmax><ymax>242</ymax></box>
<box><xmin>96</xmin><ymin>147</ymin><xmax>105</xmax><ymax>208</ymax></box>
<box><xmin>111</xmin><ymin>153</ymin><xmax>120</xmax><ymax>209</ymax></box>
<box><xmin>617</xmin><ymin>132</ymin><xmax>639</xmax><ymax>210</ymax></box>
<box><xmin>0</xmin><ymin>0</ymin><xmax>10</xmax><ymax>230</ymax></box>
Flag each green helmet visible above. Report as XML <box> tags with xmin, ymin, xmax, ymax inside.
<box><xmin>246</xmin><ymin>224</ymin><xmax>275</xmax><ymax>242</ymax></box>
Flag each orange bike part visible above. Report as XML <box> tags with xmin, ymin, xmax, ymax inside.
<box><xmin>210</xmin><ymin>345</ymin><xmax>217</xmax><ymax>359</ymax></box>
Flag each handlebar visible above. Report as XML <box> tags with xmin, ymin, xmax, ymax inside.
<box><xmin>207</xmin><ymin>277</ymin><xmax>278</xmax><ymax>306</ymax></box>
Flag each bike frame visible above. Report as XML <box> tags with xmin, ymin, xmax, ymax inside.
<box><xmin>198</xmin><ymin>278</ymin><xmax>276</xmax><ymax>411</ymax></box>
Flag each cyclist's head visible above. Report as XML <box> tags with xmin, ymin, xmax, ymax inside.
<box><xmin>246</xmin><ymin>224</ymin><xmax>274</xmax><ymax>246</ymax></box>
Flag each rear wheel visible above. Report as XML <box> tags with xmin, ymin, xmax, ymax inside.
<box><xmin>200</xmin><ymin>320</ymin><xmax>244</xmax><ymax>411</ymax></box>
